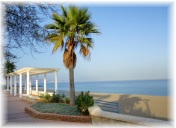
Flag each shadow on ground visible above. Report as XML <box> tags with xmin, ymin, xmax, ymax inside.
<box><xmin>117</xmin><ymin>95</ymin><xmax>168</xmax><ymax>120</ymax></box>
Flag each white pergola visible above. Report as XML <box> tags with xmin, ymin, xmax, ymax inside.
<box><xmin>6</xmin><ymin>67</ymin><xmax>59</xmax><ymax>98</ymax></box>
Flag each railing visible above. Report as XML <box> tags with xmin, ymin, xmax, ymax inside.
<box><xmin>94</xmin><ymin>100</ymin><xmax>119</xmax><ymax>113</ymax></box>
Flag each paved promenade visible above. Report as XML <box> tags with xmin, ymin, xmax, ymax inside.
<box><xmin>2</xmin><ymin>93</ymin><xmax>92</xmax><ymax>127</ymax></box>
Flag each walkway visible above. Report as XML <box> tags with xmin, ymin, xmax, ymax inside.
<box><xmin>2</xmin><ymin>93</ymin><xmax>92</xmax><ymax>127</ymax></box>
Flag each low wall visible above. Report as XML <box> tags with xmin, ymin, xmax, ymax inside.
<box><xmin>30</xmin><ymin>90</ymin><xmax>54</xmax><ymax>96</ymax></box>
<box><xmin>3</xmin><ymin>90</ymin><xmax>10</xmax><ymax>94</ymax></box>
<box><xmin>88</xmin><ymin>105</ymin><xmax>171</xmax><ymax>127</ymax></box>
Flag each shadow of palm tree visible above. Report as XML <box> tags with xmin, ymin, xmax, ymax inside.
<box><xmin>118</xmin><ymin>94</ymin><xmax>153</xmax><ymax>118</ymax></box>
<box><xmin>91</xmin><ymin>93</ymin><xmax>168</xmax><ymax>120</ymax></box>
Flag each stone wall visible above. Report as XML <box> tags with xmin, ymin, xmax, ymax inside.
<box><xmin>88</xmin><ymin>105</ymin><xmax>171</xmax><ymax>127</ymax></box>
<box><xmin>30</xmin><ymin>90</ymin><xmax>54</xmax><ymax>96</ymax></box>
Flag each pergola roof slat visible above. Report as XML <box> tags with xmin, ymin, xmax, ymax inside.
<box><xmin>6</xmin><ymin>67</ymin><xmax>59</xmax><ymax>76</ymax></box>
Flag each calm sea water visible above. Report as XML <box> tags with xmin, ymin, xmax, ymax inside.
<box><xmin>36</xmin><ymin>80</ymin><xmax>169</xmax><ymax>96</ymax></box>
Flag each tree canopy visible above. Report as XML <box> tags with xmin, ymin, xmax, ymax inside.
<box><xmin>45</xmin><ymin>5</ymin><xmax>100</xmax><ymax>69</ymax></box>
<box><xmin>3</xmin><ymin>3</ymin><xmax>59</xmax><ymax>59</ymax></box>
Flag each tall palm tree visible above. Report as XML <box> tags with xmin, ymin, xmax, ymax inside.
<box><xmin>45</xmin><ymin>5</ymin><xmax>100</xmax><ymax>106</ymax></box>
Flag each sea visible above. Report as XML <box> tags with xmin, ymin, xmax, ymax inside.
<box><xmin>35</xmin><ymin>79</ymin><xmax>170</xmax><ymax>96</ymax></box>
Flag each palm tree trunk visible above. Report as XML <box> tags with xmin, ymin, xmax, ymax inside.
<box><xmin>69</xmin><ymin>40</ymin><xmax>76</xmax><ymax>106</ymax></box>
<box><xmin>69</xmin><ymin>64</ymin><xmax>75</xmax><ymax>106</ymax></box>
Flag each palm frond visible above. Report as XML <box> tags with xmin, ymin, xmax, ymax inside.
<box><xmin>78</xmin><ymin>36</ymin><xmax>93</xmax><ymax>48</ymax></box>
<box><xmin>52</xmin><ymin>13</ymin><xmax>64</xmax><ymax>24</ymax></box>
<box><xmin>79</xmin><ymin>44</ymin><xmax>91</xmax><ymax>60</ymax></box>
<box><xmin>60</xmin><ymin>5</ymin><xmax>67</xmax><ymax>17</ymax></box>
<box><xmin>45</xmin><ymin>24</ymin><xmax>59</xmax><ymax>29</ymax></box>
<box><xmin>52</xmin><ymin>39</ymin><xmax>64</xmax><ymax>53</ymax></box>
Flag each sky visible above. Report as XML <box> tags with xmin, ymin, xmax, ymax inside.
<box><xmin>13</xmin><ymin>3</ymin><xmax>170</xmax><ymax>82</ymax></box>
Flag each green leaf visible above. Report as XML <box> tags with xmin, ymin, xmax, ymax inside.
<box><xmin>52</xmin><ymin>39</ymin><xmax>63</xmax><ymax>53</ymax></box>
<box><xmin>45</xmin><ymin>24</ymin><xmax>58</xmax><ymax>29</ymax></box>
<box><xmin>61</xmin><ymin>5</ymin><xmax>67</xmax><ymax>17</ymax></box>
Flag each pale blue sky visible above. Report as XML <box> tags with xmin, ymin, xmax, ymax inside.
<box><xmin>16</xmin><ymin>4</ymin><xmax>170</xmax><ymax>82</ymax></box>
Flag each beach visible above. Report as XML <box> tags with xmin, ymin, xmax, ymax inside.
<box><xmin>90</xmin><ymin>92</ymin><xmax>170</xmax><ymax>121</ymax></box>
<box><xmin>31</xmin><ymin>89</ymin><xmax>170</xmax><ymax>121</ymax></box>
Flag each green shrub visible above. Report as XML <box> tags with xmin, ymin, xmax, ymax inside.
<box><xmin>65</xmin><ymin>97</ymin><xmax>70</xmax><ymax>104</ymax></box>
<box><xmin>39</xmin><ymin>93</ymin><xmax>44</xmax><ymax>98</ymax></box>
<box><xmin>60</xmin><ymin>98</ymin><xmax>65</xmax><ymax>103</ymax></box>
<box><xmin>50</xmin><ymin>93</ymin><xmax>61</xmax><ymax>103</ymax></box>
<box><xmin>39</xmin><ymin>93</ymin><xmax>71</xmax><ymax>104</ymax></box>
<box><xmin>61</xmin><ymin>93</ymin><xmax>66</xmax><ymax>98</ymax></box>
<box><xmin>75</xmin><ymin>91</ymin><xmax>94</xmax><ymax>115</ymax></box>
<box><xmin>43</xmin><ymin>93</ymin><xmax>51</xmax><ymax>102</ymax></box>
<box><xmin>39</xmin><ymin>93</ymin><xmax>61</xmax><ymax>103</ymax></box>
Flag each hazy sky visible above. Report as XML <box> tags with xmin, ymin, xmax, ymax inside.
<box><xmin>16</xmin><ymin>4</ymin><xmax>170</xmax><ymax>82</ymax></box>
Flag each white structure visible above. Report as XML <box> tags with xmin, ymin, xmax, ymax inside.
<box><xmin>6</xmin><ymin>67</ymin><xmax>59</xmax><ymax>98</ymax></box>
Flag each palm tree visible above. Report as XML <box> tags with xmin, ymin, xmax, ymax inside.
<box><xmin>4</xmin><ymin>60</ymin><xmax>16</xmax><ymax>76</ymax></box>
<box><xmin>45</xmin><ymin>5</ymin><xmax>100</xmax><ymax>106</ymax></box>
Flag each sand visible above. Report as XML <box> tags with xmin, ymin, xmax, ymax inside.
<box><xmin>90</xmin><ymin>92</ymin><xmax>171</xmax><ymax>121</ymax></box>
<box><xmin>58</xmin><ymin>90</ymin><xmax>171</xmax><ymax>120</ymax></box>
<box><xmin>30</xmin><ymin>89</ymin><xmax>171</xmax><ymax>121</ymax></box>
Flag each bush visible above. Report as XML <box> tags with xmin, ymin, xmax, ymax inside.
<box><xmin>60</xmin><ymin>98</ymin><xmax>65</xmax><ymax>103</ymax></box>
<box><xmin>50</xmin><ymin>93</ymin><xmax>61</xmax><ymax>103</ymax></box>
<box><xmin>39</xmin><ymin>93</ymin><xmax>61</xmax><ymax>103</ymax></box>
<box><xmin>65</xmin><ymin>97</ymin><xmax>70</xmax><ymax>104</ymax></box>
<box><xmin>43</xmin><ymin>93</ymin><xmax>51</xmax><ymax>102</ymax></box>
<box><xmin>39</xmin><ymin>93</ymin><xmax>44</xmax><ymax>98</ymax></box>
<box><xmin>61</xmin><ymin>93</ymin><xmax>66</xmax><ymax>98</ymax></box>
<box><xmin>75</xmin><ymin>91</ymin><xmax>94</xmax><ymax>115</ymax></box>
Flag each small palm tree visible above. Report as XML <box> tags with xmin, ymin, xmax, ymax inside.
<box><xmin>45</xmin><ymin>5</ymin><xmax>100</xmax><ymax>106</ymax></box>
<box><xmin>4</xmin><ymin>60</ymin><xmax>16</xmax><ymax>76</ymax></box>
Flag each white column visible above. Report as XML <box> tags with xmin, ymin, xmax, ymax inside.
<box><xmin>27</xmin><ymin>70</ymin><xmax>30</xmax><ymax>95</ymax></box>
<box><xmin>14</xmin><ymin>75</ymin><xmax>17</xmax><ymax>96</ymax></box>
<box><xmin>36</xmin><ymin>75</ymin><xmax>38</xmax><ymax>92</ymax></box>
<box><xmin>19</xmin><ymin>73</ymin><xmax>22</xmax><ymax>98</ymax></box>
<box><xmin>44</xmin><ymin>73</ymin><xmax>46</xmax><ymax>93</ymax></box>
<box><xmin>30</xmin><ymin>79</ymin><xmax>32</xmax><ymax>94</ymax></box>
<box><xmin>7</xmin><ymin>76</ymin><xmax>9</xmax><ymax>91</ymax></box>
<box><xmin>55</xmin><ymin>71</ymin><xmax>58</xmax><ymax>93</ymax></box>
<box><xmin>24</xmin><ymin>75</ymin><xmax>27</xmax><ymax>90</ymax></box>
<box><xmin>10</xmin><ymin>76</ymin><xmax>12</xmax><ymax>95</ymax></box>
